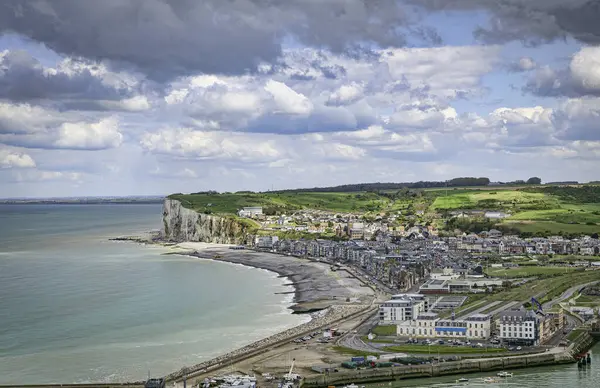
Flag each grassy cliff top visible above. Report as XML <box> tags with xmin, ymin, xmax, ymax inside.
<box><xmin>168</xmin><ymin>185</ymin><xmax>600</xmax><ymax>236</ymax></box>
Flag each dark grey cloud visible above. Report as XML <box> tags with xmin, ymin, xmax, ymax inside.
<box><xmin>0</xmin><ymin>50</ymin><xmax>131</xmax><ymax>102</ymax></box>
<box><xmin>410</xmin><ymin>0</ymin><xmax>600</xmax><ymax>46</ymax></box>
<box><xmin>0</xmin><ymin>0</ymin><xmax>413</xmax><ymax>81</ymax></box>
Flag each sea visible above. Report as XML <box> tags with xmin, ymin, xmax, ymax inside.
<box><xmin>0</xmin><ymin>203</ymin><xmax>308</xmax><ymax>385</ymax></box>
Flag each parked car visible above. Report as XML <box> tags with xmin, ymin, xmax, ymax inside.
<box><xmin>516</xmin><ymin>346</ymin><xmax>522</xmax><ymax>351</ymax></box>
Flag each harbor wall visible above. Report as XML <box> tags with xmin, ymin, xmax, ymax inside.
<box><xmin>568</xmin><ymin>330</ymin><xmax>596</xmax><ymax>356</ymax></box>
<box><xmin>302</xmin><ymin>351</ymin><xmax>574</xmax><ymax>388</ymax></box>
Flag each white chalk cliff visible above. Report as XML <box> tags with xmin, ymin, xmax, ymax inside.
<box><xmin>161</xmin><ymin>199</ymin><xmax>252</xmax><ymax>244</ymax></box>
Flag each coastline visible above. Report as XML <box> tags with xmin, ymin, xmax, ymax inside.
<box><xmin>110</xmin><ymin>236</ymin><xmax>376</xmax><ymax>384</ymax></box>
<box><xmin>170</xmin><ymin>242</ymin><xmax>375</xmax><ymax>313</ymax></box>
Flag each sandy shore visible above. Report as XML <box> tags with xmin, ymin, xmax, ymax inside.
<box><xmin>170</xmin><ymin>242</ymin><xmax>375</xmax><ymax>312</ymax></box>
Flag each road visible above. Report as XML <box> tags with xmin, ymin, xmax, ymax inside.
<box><xmin>336</xmin><ymin>310</ymin><xmax>384</xmax><ymax>353</ymax></box>
<box><xmin>460</xmin><ymin>301</ymin><xmax>502</xmax><ymax>318</ymax></box>
<box><xmin>484</xmin><ymin>301</ymin><xmax>520</xmax><ymax>317</ymax></box>
<box><xmin>543</xmin><ymin>280</ymin><xmax>600</xmax><ymax>310</ymax></box>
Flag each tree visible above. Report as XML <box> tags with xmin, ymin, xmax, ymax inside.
<box><xmin>526</xmin><ymin>177</ymin><xmax>542</xmax><ymax>185</ymax></box>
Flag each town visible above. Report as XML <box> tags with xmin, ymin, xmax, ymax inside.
<box><xmin>160</xmin><ymin>185</ymin><xmax>600</xmax><ymax>388</ymax></box>
<box><xmin>239</xmin><ymin>204</ymin><xmax>600</xmax><ymax>355</ymax></box>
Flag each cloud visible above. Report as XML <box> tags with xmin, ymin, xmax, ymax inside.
<box><xmin>53</xmin><ymin>117</ymin><xmax>123</xmax><ymax>150</ymax></box>
<box><xmin>139</xmin><ymin>127</ymin><xmax>284</xmax><ymax>163</ymax></box>
<box><xmin>524</xmin><ymin>47</ymin><xmax>600</xmax><ymax>97</ymax></box>
<box><xmin>0</xmin><ymin>49</ymin><xmax>149</xmax><ymax>111</ymax></box>
<box><xmin>0</xmin><ymin>0</ymin><xmax>422</xmax><ymax>80</ymax></box>
<box><xmin>0</xmin><ymin>148</ymin><xmax>36</xmax><ymax>168</ymax></box>
<box><xmin>552</xmin><ymin>98</ymin><xmax>600</xmax><ymax>141</ymax></box>
<box><xmin>412</xmin><ymin>0</ymin><xmax>600</xmax><ymax>46</ymax></box>
<box><xmin>0</xmin><ymin>103</ymin><xmax>123</xmax><ymax>150</ymax></box>
<box><xmin>162</xmin><ymin>45</ymin><xmax>498</xmax><ymax>135</ymax></box>
<box><xmin>508</xmin><ymin>57</ymin><xmax>537</xmax><ymax>72</ymax></box>
<box><xmin>11</xmin><ymin>169</ymin><xmax>84</xmax><ymax>183</ymax></box>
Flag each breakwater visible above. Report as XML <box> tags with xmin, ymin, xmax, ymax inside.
<box><xmin>167</xmin><ymin>304</ymin><xmax>375</xmax><ymax>383</ymax></box>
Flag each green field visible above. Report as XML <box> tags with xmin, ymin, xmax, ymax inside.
<box><xmin>383</xmin><ymin>345</ymin><xmax>506</xmax><ymax>354</ymax></box>
<box><xmin>502</xmin><ymin>221</ymin><xmax>600</xmax><ymax>235</ymax></box>
<box><xmin>332</xmin><ymin>346</ymin><xmax>380</xmax><ymax>357</ymax></box>
<box><xmin>372</xmin><ymin>325</ymin><xmax>398</xmax><ymax>336</ymax></box>
<box><xmin>169</xmin><ymin>185</ymin><xmax>600</xmax><ymax>237</ymax></box>
<box><xmin>484</xmin><ymin>266</ymin><xmax>579</xmax><ymax>277</ymax></box>
<box><xmin>448</xmin><ymin>270</ymin><xmax>600</xmax><ymax>313</ymax></box>
<box><xmin>170</xmin><ymin>191</ymin><xmax>394</xmax><ymax>215</ymax></box>
<box><xmin>431</xmin><ymin>190</ymin><xmax>553</xmax><ymax>211</ymax></box>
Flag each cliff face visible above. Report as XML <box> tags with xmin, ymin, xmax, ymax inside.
<box><xmin>161</xmin><ymin>199</ymin><xmax>252</xmax><ymax>244</ymax></box>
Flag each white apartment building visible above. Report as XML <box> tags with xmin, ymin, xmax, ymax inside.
<box><xmin>498</xmin><ymin>309</ymin><xmax>538</xmax><ymax>346</ymax></box>
<box><xmin>255</xmin><ymin>235</ymin><xmax>279</xmax><ymax>248</ymax></box>
<box><xmin>379</xmin><ymin>295</ymin><xmax>427</xmax><ymax>324</ymax></box>
<box><xmin>396</xmin><ymin>313</ymin><xmax>491</xmax><ymax>340</ymax></box>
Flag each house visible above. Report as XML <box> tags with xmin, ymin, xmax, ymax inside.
<box><xmin>238</xmin><ymin>206</ymin><xmax>263</xmax><ymax>217</ymax></box>
<box><xmin>488</xmin><ymin>229</ymin><xmax>503</xmax><ymax>238</ymax></box>
<box><xmin>484</xmin><ymin>211</ymin><xmax>510</xmax><ymax>219</ymax></box>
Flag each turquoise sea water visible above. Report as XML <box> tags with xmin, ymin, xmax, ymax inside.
<box><xmin>0</xmin><ymin>204</ymin><xmax>306</xmax><ymax>384</ymax></box>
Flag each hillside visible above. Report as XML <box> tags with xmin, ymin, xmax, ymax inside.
<box><xmin>169</xmin><ymin>185</ymin><xmax>600</xmax><ymax>238</ymax></box>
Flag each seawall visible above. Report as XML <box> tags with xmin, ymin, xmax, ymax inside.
<box><xmin>161</xmin><ymin>199</ymin><xmax>252</xmax><ymax>244</ymax></box>
<box><xmin>166</xmin><ymin>305</ymin><xmax>376</xmax><ymax>384</ymax></box>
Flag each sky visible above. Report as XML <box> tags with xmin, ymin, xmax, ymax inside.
<box><xmin>1</xmin><ymin>0</ymin><xmax>600</xmax><ymax>198</ymax></box>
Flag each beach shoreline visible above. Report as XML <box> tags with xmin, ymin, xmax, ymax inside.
<box><xmin>113</xmin><ymin>236</ymin><xmax>375</xmax><ymax>313</ymax></box>
<box><xmin>109</xmin><ymin>236</ymin><xmax>376</xmax><ymax>383</ymax></box>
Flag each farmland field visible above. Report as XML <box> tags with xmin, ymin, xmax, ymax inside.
<box><xmin>484</xmin><ymin>266</ymin><xmax>578</xmax><ymax>277</ymax></box>
<box><xmin>501</xmin><ymin>221</ymin><xmax>600</xmax><ymax>235</ymax></box>
<box><xmin>430</xmin><ymin>189</ymin><xmax>557</xmax><ymax>211</ymax></box>
<box><xmin>170</xmin><ymin>191</ymin><xmax>392</xmax><ymax>214</ymax></box>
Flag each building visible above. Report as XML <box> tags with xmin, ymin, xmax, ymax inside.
<box><xmin>255</xmin><ymin>235</ymin><xmax>279</xmax><ymax>248</ymax></box>
<box><xmin>379</xmin><ymin>294</ymin><xmax>427</xmax><ymax>324</ymax></box>
<box><xmin>484</xmin><ymin>211</ymin><xmax>510</xmax><ymax>219</ymax></box>
<box><xmin>396</xmin><ymin>313</ymin><xmax>491</xmax><ymax>340</ymax></box>
<box><xmin>419</xmin><ymin>278</ymin><xmax>503</xmax><ymax>294</ymax></box>
<box><xmin>238</xmin><ymin>207</ymin><xmax>263</xmax><ymax>217</ymax></box>
<box><xmin>498</xmin><ymin>309</ymin><xmax>538</xmax><ymax>346</ymax></box>
<box><xmin>465</xmin><ymin>314</ymin><xmax>492</xmax><ymax>339</ymax></box>
<box><xmin>391</xmin><ymin>293</ymin><xmax>430</xmax><ymax>311</ymax></box>
<box><xmin>349</xmin><ymin>222</ymin><xmax>365</xmax><ymax>240</ymax></box>
<box><xmin>397</xmin><ymin>312</ymin><xmax>438</xmax><ymax>337</ymax></box>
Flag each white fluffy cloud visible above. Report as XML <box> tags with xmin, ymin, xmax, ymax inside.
<box><xmin>139</xmin><ymin>127</ymin><xmax>283</xmax><ymax>163</ymax></box>
<box><xmin>0</xmin><ymin>148</ymin><xmax>36</xmax><ymax>168</ymax></box>
<box><xmin>0</xmin><ymin>103</ymin><xmax>124</xmax><ymax>150</ymax></box>
<box><xmin>525</xmin><ymin>47</ymin><xmax>600</xmax><ymax>97</ymax></box>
